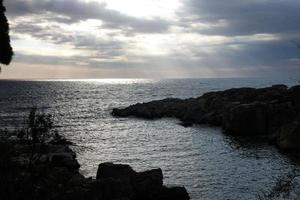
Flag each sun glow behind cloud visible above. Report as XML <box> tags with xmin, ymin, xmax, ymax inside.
<box><xmin>88</xmin><ymin>0</ymin><xmax>181</xmax><ymax>19</ymax></box>
<box><xmin>2</xmin><ymin>0</ymin><xmax>300</xmax><ymax>79</ymax></box>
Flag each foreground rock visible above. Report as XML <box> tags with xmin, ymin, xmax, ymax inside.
<box><xmin>95</xmin><ymin>162</ymin><xmax>189</xmax><ymax>200</ymax></box>
<box><xmin>112</xmin><ymin>84</ymin><xmax>300</xmax><ymax>152</ymax></box>
<box><xmin>0</xmin><ymin>137</ymin><xmax>189</xmax><ymax>200</ymax></box>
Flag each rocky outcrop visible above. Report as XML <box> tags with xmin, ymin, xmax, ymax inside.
<box><xmin>223</xmin><ymin>102</ymin><xmax>269</xmax><ymax>135</ymax></box>
<box><xmin>277</xmin><ymin>117</ymin><xmax>300</xmax><ymax>151</ymax></box>
<box><xmin>95</xmin><ymin>162</ymin><xmax>189</xmax><ymax>200</ymax></box>
<box><xmin>0</xmin><ymin>138</ymin><xmax>190</xmax><ymax>200</ymax></box>
<box><xmin>112</xmin><ymin>84</ymin><xmax>300</xmax><ymax>152</ymax></box>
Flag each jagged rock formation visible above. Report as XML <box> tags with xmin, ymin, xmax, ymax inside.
<box><xmin>112</xmin><ymin>85</ymin><xmax>300</xmax><ymax>152</ymax></box>
<box><xmin>0</xmin><ymin>137</ymin><xmax>190</xmax><ymax>200</ymax></box>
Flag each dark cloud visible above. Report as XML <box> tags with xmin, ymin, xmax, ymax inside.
<box><xmin>11</xmin><ymin>21</ymin><xmax>126</xmax><ymax>59</ymax></box>
<box><xmin>180</xmin><ymin>0</ymin><xmax>300</xmax><ymax>36</ymax></box>
<box><xmin>5</xmin><ymin>0</ymin><xmax>169</xmax><ymax>33</ymax></box>
<box><xmin>172</xmin><ymin>0</ymin><xmax>300</xmax><ymax>75</ymax></box>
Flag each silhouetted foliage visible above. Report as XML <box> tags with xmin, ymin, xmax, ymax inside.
<box><xmin>0</xmin><ymin>0</ymin><xmax>13</xmax><ymax>65</ymax></box>
<box><xmin>18</xmin><ymin>107</ymin><xmax>55</xmax><ymax>144</ymax></box>
<box><xmin>0</xmin><ymin>109</ymin><xmax>57</xmax><ymax>200</ymax></box>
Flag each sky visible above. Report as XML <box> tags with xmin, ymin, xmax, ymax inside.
<box><xmin>1</xmin><ymin>0</ymin><xmax>300</xmax><ymax>79</ymax></box>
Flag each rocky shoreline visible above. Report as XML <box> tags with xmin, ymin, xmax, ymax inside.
<box><xmin>112</xmin><ymin>84</ymin><xmax>300</xmax><ymax>153</ymax></box>
<box><xmin>0</xmin><ymin>136</ymin><xmax>190</xmax><ymax>200</ymax></box>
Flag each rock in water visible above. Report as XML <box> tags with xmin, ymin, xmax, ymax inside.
<box><xmin>112</xmin><ymin>84</ymin><xmax>300</xmax><ymax>153</ymax></box>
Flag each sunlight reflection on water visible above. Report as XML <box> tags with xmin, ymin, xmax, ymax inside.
<box><xmin>36</xmin><ymin>78</ymin><xmax>156</xmax><ymax>84</ymax></box>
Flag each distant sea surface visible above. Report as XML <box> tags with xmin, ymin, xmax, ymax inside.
<box><xmin>1</xmin><ymin>77</ymin><xmax>300</xmax><ymax>200</ymax></box>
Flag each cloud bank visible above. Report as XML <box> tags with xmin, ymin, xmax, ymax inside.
<box><xmin>2</xmin><ymin>0</ymin><xmax>300</xmax><ymax>78</ymax></box>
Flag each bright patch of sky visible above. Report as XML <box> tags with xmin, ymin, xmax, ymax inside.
<box><xmin>86</xmin><ymin>0</ymin><xmax>181</xmax><ymax>19</ymax></box>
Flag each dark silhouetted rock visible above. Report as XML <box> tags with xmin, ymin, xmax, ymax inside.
<box><xmin>158</xmin><ymin>186</ymin><xmax>190</xmax><ymax>200</ymax></box>
<box><xmin>93</xmin><ymin>177</ymin><xmax>135</xmax><ymax>200</ymax></box>
<box><xmin>134</xmin><ymin>168</ymin><xmax>163</xmax><ymax>198</ymax></box>
<box><xmin>223</xmin><ymin>102</ymin><xmax>268</xmax><ymax>135</ymax></box>
<box><xmin>277</xmin><ymin>117</ymin><xmax>300</xmax><ymax>152</ymax></box>
<box><xmin>95</xmin><ymin>162</ymin><xmax>189</xmax><ymax>200</ymax></box>
<box><xmin>1</xmin><ymin>137</ymin><xmax>190</xmax><ymax>200</ymax></box>
<box><xmin>96</xmin><ymin>162</ymin><xmax>136</xmax><ymax>183</ymax></box>
<box><xmin>112</xmin><ymin>84</ymin><xmax>300</xmax><ymax>153</ymax></box>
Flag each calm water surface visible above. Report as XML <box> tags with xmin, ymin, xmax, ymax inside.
<box><xmin>0</xmin><ymin>78</ymin><xmax>300</xmax><ymax>200</ymax></box>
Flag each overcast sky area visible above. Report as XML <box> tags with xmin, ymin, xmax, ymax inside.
<box><xmin>2</xmin><ymin>0</ymin><xmax>300</xmax><ymax>79</ymax></box>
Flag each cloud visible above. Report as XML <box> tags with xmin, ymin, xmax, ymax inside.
<box><xmin>12</xmin><ymin>22</ymin><xmax>125</xmax><ymax>55</ymax></box>
<box><xmin>5</xmin><ymin>0</ymin><xmax>169</xmax><ymax>33</ymax></box>
<box><xmin>2</xmin><ymin>0</ymin><xmax>300</xmax><ymax>78</ymax></box>
<box><xmin>179</xmin><ymin>0</ymin><xmax>300</xmax><ymax>36</ymax></box>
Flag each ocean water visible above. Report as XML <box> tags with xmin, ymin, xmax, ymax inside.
<box><xmin>0</xmin><ymin>77</ymin><xmax>300</xmax><ymax>200</ymax></box>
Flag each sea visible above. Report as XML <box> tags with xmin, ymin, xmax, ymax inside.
<box><xmin>0</xmin><ymin>77</ymin><xmax>300</xmax><ymax>200</ymax></box>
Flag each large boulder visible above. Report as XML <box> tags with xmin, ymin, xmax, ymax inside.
<box><xmin>96</xmin><ymin>162</ymin><xmax>136</xmax><ymax>183</ymax></box>
<box><xmin>157</xmin><ymin>186</ymin><xmax>190</xmax><ymax>200</ymax></box>
<box><xmin>134</xmin><ymin>168</ymin><xmax>163</xmax><ymax>198</ymax></box>
<box><xmin>95</xmin><ymin>162</ymin><xmax>190</xmax><ymax>200</ymax></box>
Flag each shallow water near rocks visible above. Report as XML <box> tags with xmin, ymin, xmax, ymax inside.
<box><xmin>1</xmin><ymin>78</ymin><xmax>300</xmax><ymax>200</ymax></box>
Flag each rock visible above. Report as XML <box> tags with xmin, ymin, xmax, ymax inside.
<box><xmin>67</xmin><ymin>173</ymin><xmax>86</xmax><ymax>186</ymax></box>
<box><xmin>179</xmin><ymin>121</ymin><xmax>193</xmax><ymax>127</ymax></box>
<box><xmin>223</xmin><ymin>102</ymin><xmax>269</xmax><ymax>135</ymax></box>
<box><xmin>95</xmin><ymin>162</ymin><xmax>189</xmax><ymax>200</ymax></box>
<box><xmin>112</xmin><ymin>85</ymin><xmax>299</xmax><ymax>137</ymax></box>
<box><xmin>288</xmin><ymin>85</ymin><xmax>300</xmax><ymax>110</ymax></box>
<box><xmin>2</xmin><ymin>131</ymin><xmax>191</xmax><ymax>200</ymax></box>
<box><xmin>41</xmin><ymin>166</ymin><xmax>74</xmax><ymax>187</ymax></box>
<box><xmin>200</xmin><ymin>112</ymin><xmax>223</xmax><ymax>126</ymax></box>
<box><xmin>58</xmin><ymin>186</ymin><xmax>94</xmax><ymax>200</ymax></box>
<box><xmin>112</xmin><ymin>98</ymin><xmax>186</xmax><ymax>120</ymax></box>
<box><xmin>134</xmin><ymin>168</ymin><xmax>163</xmax><ymax>196</ymax></box>
<box><xmin>267</xmin><ymin>102</ymin><xmax>296</xmax><ymax>134</ymax></box>
<box><xmin>277</xmin><ymin>118</ymin><xmax>300</xmax><ymax>152</ymax></box>
<box><xmin>112</xmin><ymin>84</ymin><xmax>300</xmax><ymax>154</ymax></box>
<box><xmin>93</xmin><ymin>178</ymin><xmax>135</xmax><ymax>200</ymax></box>
<box><xmin>288</xmin><ymin>85</ymin><xmax>300</xmax><ymax>100</ymax></box>
<box><xmin>158</xmin><ymin>186</ymin><xmax>190</xmax><ymax>200</ymax></box>
<box><xmin>96</xmin><ymin>162</ymin><xmax>136</xmax><ymax>183</ymax></box>
<box><xmin>50</xmin><ymin>153</ymin><xmax>80</xmax><ymax>170</ymax></box>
